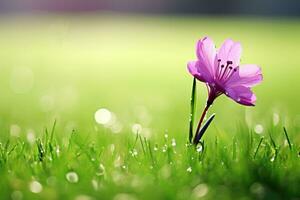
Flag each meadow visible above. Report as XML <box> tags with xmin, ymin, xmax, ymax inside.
<box><xmin>0</xmin><ymin>14</ymin><xmax>300</xmax><ymax>199</ymax></box>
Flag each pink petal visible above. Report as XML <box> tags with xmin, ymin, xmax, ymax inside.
<box><xmin>217</xmin><ymin>39</ymin><xmax>242</xmax><ymax>67</ymax></box>
<box><xmin>225</xmin><ymin>86</ymin><xmax>256</xmax><ymax>106</ymax></box>
<box><xmin>187</xmin><ymin>61</ymin><xmax>212</xmax><ymax>83</ymax></box>
<box><xmin>196</xmin><ymin>37</ymin><xmax>217</xmax><ymax>78</ymax></box>
<box><xmin>226</xmin><ymin>64</ymin><xmax>263</xmax><ymax>88</ymax></box>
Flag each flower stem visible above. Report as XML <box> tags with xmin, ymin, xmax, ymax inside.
<box><xmin>193</xmin><ymin>103</ymin><xmax>211</xmax><ymax>145</ymax></box>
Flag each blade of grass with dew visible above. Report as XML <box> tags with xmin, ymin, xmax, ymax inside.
<box><xmin>197</xmin><ymin>140</ymin><xmax>205</xmax><ymax>161</ymax></box>
<box><xmin>36</xmin><ymin>138</ymin><xmax>45</xmax><ymax>162</ymax></box>
<box><xmin>269</xmin><ymin>132</ymin><xmax>278</xmax><ymax>160</ymax></box>
<box><xmin>189</xmin><ymin>78</ymin><xmax>197</xmax><ymax>143</ymax></box>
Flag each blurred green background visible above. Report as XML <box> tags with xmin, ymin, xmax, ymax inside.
<box><xmin>1</xmin><ymin>1</ymin><xmax>300</xmax><ymax>197</ymax></box>
<box><xmin>0</xmin><ymin>14</ymin><xmax>299</xmax><ymax>142</ymax></box>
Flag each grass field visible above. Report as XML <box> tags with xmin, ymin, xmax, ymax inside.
<box><xmin>0</xmin><ymin>14</ymin><xmax>300</xmax><ymax>200</ymax></box>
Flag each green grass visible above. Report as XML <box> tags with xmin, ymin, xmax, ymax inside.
<box><xmin>0</xmin><ymin>14</ymin><xmax>300</xmax><ymax>199</ymax></box>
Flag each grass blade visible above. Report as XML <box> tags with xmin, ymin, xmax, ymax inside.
<box><xmin>36</xmin><ymin>138</ymin><xmax>45</xmax><ymax>162</ymax></box>
<box><xmin>269</xmin><ymin>132</ymin><xmax>277</xmax><ymax>150</ymax></box>
<box><xmin>232</xmin><ymin>137</ymin><xmax>237</xmax><ymax>160</ymax></box>
<box><xmin>147</xmin><ymin>140</ymin><xmax>156</xmax><ymax>167</ymax></box>
<box><xmin>132</xmin><ymin>132</ymin><xmax>139</xmax><ymax>149</ymax></box>
<box><xmin>283</xmin><ymin>127</ymin><xmax>292</xmax><ymax>151</ymax></box>
<box><xmin>254</xmin><ymin>137</ymin><xmax>264</xmax><ymax>159</ymax></box>
<box><xmin>189</xmin><ymin>78</ymin><xmax>197</xmax><ymax>143</ymax></box>
<box><xmin>268</xmin><ymin>132</ymin><xmax>278</xmax><ymax>160</ymax></box>
<box><xmin>194</xmin><ymin>113</ymin><xmax>215</xmax><ymax>145</ymax></box>
<box><xmin>50</xmin><ymin>119</ymin><xmax>57</xmax><ymax>143</ymax></box>
<box><xmin>139</xmin><ymin>134</ymin><xmax>146</xmax><ymax>156</ymax></box>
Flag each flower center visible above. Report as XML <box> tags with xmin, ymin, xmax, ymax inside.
<box><xmin>216</xmin><ymin>59</ymin><xmax>237</xmax><ymax>83</ymax></box>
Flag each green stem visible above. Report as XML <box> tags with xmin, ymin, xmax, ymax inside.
<box><xmin>189</xmin><ymin>78</ymin><xmax>197</xmax><ymax>143</ymax></box>
<box><xmin>193</xmin><ymin>103</ymin><xmax>211</xmax><ymax>145</ymax></box>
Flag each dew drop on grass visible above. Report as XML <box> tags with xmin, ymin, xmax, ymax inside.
<box><xmin>66</xmin><ymin>172</ymin><xmax>79</xmax><ymax>183</ymax></box>
<box><xmin>185</xmin><ymin>143</ymin><xmax>192</xmax><ymax>148</ymax></box>
<box><xmin>96</xmin><ymin>164</ymin><xmax>105</xmax><ymax>176</ymax></box>
<box><xmin>254</xmin><ymin>124</ymin><xmax>264</xmax><ymax>134</ymax></box>
<box><xmin>186</xmin><ymin>167</ymin><xmax>192</xmax><ymax>173</ymax></box>
<box><xmin>270</xmin><ymin>156</ymin><xmax>275</xmax><ymax>162</ymax></box>
<box><xmin>29</xmin><ymin>181</ymin><xmax>43</xmax><ymax>193</ymax></box>
<box><xmin>130</xmin><ymin>149</ymin><xmax>138</xmax><ymax>157</ymax></box>
<box><xmin>56</xmin><ymin>146</ymin><xmax>60</xmax><ymax>156</ymax></box>
<box><xmin>171</xmin><ymin>138</ymin><xmax>176</xmax><ymax>147</ymax></box>
<box><xmin>164</xmin><ymin>133</ymin><xmax>168</xmax><ymax>139</ymax></box>
<box><xmin>94</xmin><ymin>108</ymin><xmax>112</xmax><ymax>125</ymax></box>
<box><xmin>196</xmin><ymin>145</ymin><xmax>203</xmax><ymax>152</ymax></box>
<box><xmin>154</xmin><ymin>144</ymin><xmax>158</xmax><ymax>151</ymax></box>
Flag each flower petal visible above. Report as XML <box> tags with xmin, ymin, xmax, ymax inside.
<box><xmin>226</xmin><ymin>64</ymin><xmax>263</xmax><ymax>87</ymax></box>
<box><xmin>225</xmin><ymin>86</ymin><xmax>256</xmax><ymax>106</ymax></box>
<box><xmin>217</xmin><ymin>39</ymin><xmax>242</xmax><ymax>67</ymax></box>
<box><xmin>187</xmin><ymin>61</ymin><xmax>212</xmax><ymax>82</ymax></box>
<box><xmin>196</xmin><ymin>37</ymin><xmax>217</xmax><ymax>79</ymax></box>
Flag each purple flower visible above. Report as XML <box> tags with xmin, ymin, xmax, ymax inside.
<box><xmin>188</xmin><ymin>37</ymin><xmax>263</xmax><ymax>106</ymax></box>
